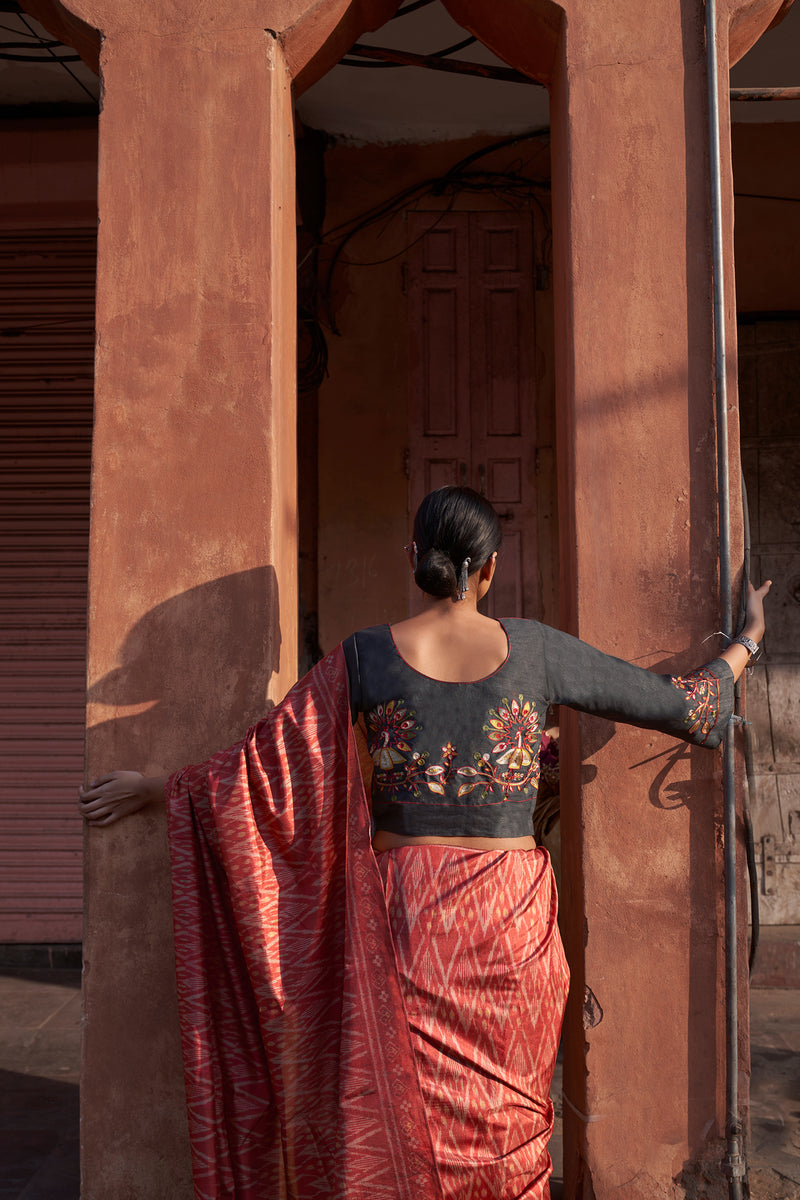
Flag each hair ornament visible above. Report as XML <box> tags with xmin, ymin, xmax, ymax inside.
<box><xmin>404</xmin><ymin>541</ymin><xmax>418</xmax><ymax>571</ymax></box>
<box><xmin>457</xmin><ymin>556</ymin><xmax>472</xmax><ymax>601</ymax></box>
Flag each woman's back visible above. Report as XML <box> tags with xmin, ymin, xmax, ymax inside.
<box><xmin>389</xmin><ymin>609</ymin><xmax>509</xmax><ymax>684</ymax></box>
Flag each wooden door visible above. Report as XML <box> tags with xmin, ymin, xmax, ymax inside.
<box><xmin>738</xmin><ymin>316</ymin><xmax>800</xmax><ymax>926</ymax></box>
<box><xmin>407</xmin><ymin>211</ymin><xmax>537</xmax><ymax>616</ymax></box>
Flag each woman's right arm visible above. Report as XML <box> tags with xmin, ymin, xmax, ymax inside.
<box><xmin>79</xmin><ymin>771</ymin><xmax>169</xmax><ymax>825</ymax></box>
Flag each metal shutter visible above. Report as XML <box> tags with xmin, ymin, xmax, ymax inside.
<box><xmin>0</xmin><ymin>228</ymin><xmax>95</xmax><ymax>941</ymax></box>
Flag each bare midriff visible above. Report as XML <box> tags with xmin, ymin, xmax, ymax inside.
<box><xmin>371</xmin><ymin>830</ymin><xmax>536</xmax><ymax>852</ymax></box>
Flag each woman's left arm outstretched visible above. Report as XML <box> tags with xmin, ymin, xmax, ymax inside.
<box><xmin>540</xmin><ymin>580</ymin><xmax>772</xmax><ymax>749</ymax></box>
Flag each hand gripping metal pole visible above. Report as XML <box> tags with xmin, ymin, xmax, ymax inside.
<box><xmin>705</xmin><ymin>1</ymin><xmax>746</xmax><ymax>1194</ymax></box>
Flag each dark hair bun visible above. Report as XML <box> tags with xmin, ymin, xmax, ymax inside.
<box><xmin>414</xmin><ymin>548</ymin><xmax>457</xmax><ymax>599</ymax></box>
<box><xmin>411</xmin><ymin>486</ymin><xmax>503</xmax><ymax>601</ymax></box>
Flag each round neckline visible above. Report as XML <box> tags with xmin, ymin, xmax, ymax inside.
<box><xmin>386</xmin><ymin>619</ymin><xmax>511</xmax><ymax>685</ymax></box>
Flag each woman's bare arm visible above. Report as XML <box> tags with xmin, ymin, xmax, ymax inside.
<box><xmin>718</xmin><ymin>580</ymin><xmax>771</xmax><ymax>683</ymax></box>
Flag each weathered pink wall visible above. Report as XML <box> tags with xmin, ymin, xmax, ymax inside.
<box><xmin>82</xmin><ymin>26</ymin><xmax>299</xmax><ymax>1197</ymax></box>
<box><xmin>27</xmin><ymin>2</ymin><xmax>304</xmax><ymax>1193</ymax></box>
<box><xmin>317</xmin><ymin>136</ymin><xmax>558</xmax><ymax>651</ymax></box>
<box><xmin>16</xmin><ymin>0</ymin><xmax>411</xmax><ymax>1193</ymax></box>
<box><xmin>540</xmin><ymin>2</ymin><xmax>785</xmax><ymax>1194</ymax></box>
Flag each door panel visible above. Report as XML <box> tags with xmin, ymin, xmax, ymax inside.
<box><xmin>408</xmin><ymin>211</ymin><xmax>537</xmax><ymax>617</ymax></box>
<box><xmin>470</xmin><ymin>213</ymin><xmax>536</xmax><ymax>618</ymax></box>
<box><xmin>408</xmin><ymin>212</ymin><xmax>471</xmax><ymax>600</ymax></box>
<box><xmin>738</xmin><ymin>316</ymin><xmax>800</xmax><ymax>924</ymax></box>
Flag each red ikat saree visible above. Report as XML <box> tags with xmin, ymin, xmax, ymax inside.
<box><xmin>167</xmin><ymin>646</ymin><xmax>568</xmax><ymax>1200</ymax></box>
<box><xmin>166</xmin><ymin>647</ymin><xmax>443</xmax><ymax>1200</ymax></box>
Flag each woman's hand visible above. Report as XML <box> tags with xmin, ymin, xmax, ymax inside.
<box><xmin>742</xmin><ymin>579</ymin><xmax>771</xmax><ymax>642</ymax></box>
<box><xmin>79</xmin><ymin>771</ymin><xmax>167</xmax><ymax>826</ymax></box>
<box><xmin>719</xmin><ymin>579</ymin><xmax>772</xmax><ymax>683</ymax></box>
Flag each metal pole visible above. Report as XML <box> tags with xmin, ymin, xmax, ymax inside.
<box><xmin>705</xmin><ymin>1</ymin><xmax>746</xmax><ymax>1195</ymax></box>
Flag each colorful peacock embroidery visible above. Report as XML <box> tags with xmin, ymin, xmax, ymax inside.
<box><xmin>366</xmin><ymin>694</ymin><xmax>542</xmax><ymax>803</ymax></box>
<box><xmin>367</xmin><ymin>700</ymin><xmax>422</xmax><ymax>769</ymax></box>
<box><xmin>669</xmin><ymin>668</ymin><xmax>721</xmax><ymax>744</ymax></box>
<box><xmin>456</xmin><ymin>695</ymin><xmax>541</xmax><ymax>799</ymax></box>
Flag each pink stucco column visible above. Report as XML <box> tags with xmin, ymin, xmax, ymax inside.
<box><xmin>23</xmin><ymin>0</ymin><xmax>375</xmax><ymax>1193</ymax></box>
<box><xmin>80</xmin><ymin>23</ymin><xmax>299</xmax><ymax>1199</ymax></box>
<box><xmin>19</xmin><ymin>0</ymin><xmax>398</xmax><ymax>1191</ymax></box>
<box><xmin>18</xmin><ymin>1</ymin><xmax>400</xmax><ymax>1191</ymax></box>
<box><xmin>547</xmin><ymin>7</ymin><xmax>741</xmax><ymax>1182</ymax></box>
<box><xmin>446</xmin><ymin>0</ymin><xmax>787</xmax><ymax>1195</ymax></box>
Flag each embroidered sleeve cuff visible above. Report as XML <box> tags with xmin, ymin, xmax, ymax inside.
<box><xmin>668</xmin><ymin>658</ymin><xmax>734</xmax><ymax>747</ymax></box>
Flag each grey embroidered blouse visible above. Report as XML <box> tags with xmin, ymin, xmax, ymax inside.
<box><xmin>342</xmin><ymin>619</ymin><xmax>734</xmax><ymax>839</ymax></box>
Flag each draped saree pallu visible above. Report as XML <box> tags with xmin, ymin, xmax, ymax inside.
<box><xmin>167</xmin><ymin>646</ymin><xmax>568</xmax><ymax>1200</ymax></box>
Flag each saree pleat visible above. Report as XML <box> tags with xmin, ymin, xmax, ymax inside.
<box><xmin>378</xmin><ymin>845</ymin><xmax>569</xmax><ymax>1200</ymax></box>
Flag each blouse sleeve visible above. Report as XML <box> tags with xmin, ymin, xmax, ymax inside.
<box><xmin>539</xmin><ymin>624</ymin><xmax>734</xmax><ymax>748</ymax></box>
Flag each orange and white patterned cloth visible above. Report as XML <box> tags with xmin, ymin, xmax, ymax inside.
<box><xmin>379</xmin><ymin>844</ymin><xmax>568</xmax><ymax>1200</ymax></box>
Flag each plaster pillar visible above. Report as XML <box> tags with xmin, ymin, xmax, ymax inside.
<box><xmin>445</xmin><ymin>0</ymin><xmax>788</xmax><ymax>1195</ymax></box>
<box><xmin>22</xmin><ymin>0</ymin><xmax>382</xmax><ymax>1192</ymax></box>
<box><xmin>548</xmin><ymin>6</ymin><xmax>739</xmax><ymax>1184</ymax></box>
<box><xmin>82</xmin><ymin>21</ymin><xmax>299</xmax><ymax>1198</ymax></box>
<box><xmin>545</xmin><ymin>2</ymin><xmax>785</xmax><ymax>1196</ymax></box>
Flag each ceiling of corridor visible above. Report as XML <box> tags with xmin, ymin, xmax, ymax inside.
<box><xmin>0</xmin><ymin>0</ymin><xmax>799</xmax><ymax>139</ymax></box>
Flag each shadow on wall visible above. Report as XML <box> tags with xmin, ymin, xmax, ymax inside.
<box><xmin>86</xmin><ymin>566</ymin><xmax>283</xmax><ymax>774</ymax></box>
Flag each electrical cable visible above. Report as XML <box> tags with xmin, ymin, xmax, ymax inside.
<box><xmin>0</xmin><ymin>49</ymin><xmax>81</xmax><ymax>60</ymax></box>
<box><xmin>16</xmin><ymin>12</ymin><xmax>97</xmax><ymax>104</ymax></box>
<box><xmin>319</xmin><ymin>130</ymin><xmax>551</xmax><ymax>333</ymax></box>
<box><xmin>389</xmin><ymin>0</ymin><xmax>437</xmax><ymax>18</ymax></box>
<box><xmin>734</xmin><ymin>191</ymin><xmax>800</xmax><ymax>204</ymax></box>
<box><xmin>341</xmin><ymin>35</ymin><xmax>477</xmax><ymax>69</ymax></box>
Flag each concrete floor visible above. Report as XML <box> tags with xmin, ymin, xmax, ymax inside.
<box><xmin>0</xmin><ymin>969</ymin><xmax>79</xmax><ymax>1200</ymax></box>
<box><xmin>0</xmin><ymin>969</ymin><xmax>797</xmax><ymax>1199</ymax></box>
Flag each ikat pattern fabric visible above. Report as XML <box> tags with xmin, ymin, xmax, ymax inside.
<box><xmin>167</xmin><ymin>648</ymin><xmax>443</xmax><ymax>1200</ymax></box>
<box><xmin>379</xmin><ymin>844</ymin><xmax>569</xmax><ymax>1200</ymax></box>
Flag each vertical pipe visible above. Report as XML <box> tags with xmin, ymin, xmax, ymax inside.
<box><xmin>705</xmin><ymin>1</ymin><xmax>746</xmax><ymax>1195</ymax></box>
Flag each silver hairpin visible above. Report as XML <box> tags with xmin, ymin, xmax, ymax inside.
<box><xmin>457</xmin><ymin>556</ymin><xmax>471</xmax><ymax>600</ymax></box>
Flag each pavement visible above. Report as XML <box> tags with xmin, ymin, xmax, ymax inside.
<box><xmin>0</xmin><ymin>967</ymin><xmax>797</xmax><ymax>1199</ymax></box>
<box><xmin>0</xmin><ymin>968</ymin><xmax>79</xmax><ymax>1200</ymax></box>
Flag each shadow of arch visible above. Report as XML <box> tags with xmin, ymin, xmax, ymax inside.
<box><xmin>87</xmin><ymin>566</ymin><xmax>281</xmax><ymax>772</ymax></box>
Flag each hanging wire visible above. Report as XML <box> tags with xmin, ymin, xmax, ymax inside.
<box><xmin>17</xmin><ymin>12</ymin><xmax>97</xmax><ymax>104</ymax></box>
<box><xmin>341</xmin><ymin>35</ymin><xmax>477</xmax><ymax>69</ymax></box>
<box><xmin>319</xmin><ymin>129</ymin><xmax>551</xmax><ymax>334</ymax></box>
<box><xmin>0</xmin><ymin>39</ymin><xmax>81</xmax><ymax>61</ymax></box>
<box><xmin>389</xmin><ymin>0</ymin><xmax>437</xmax><ymax>18</ymax></box>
